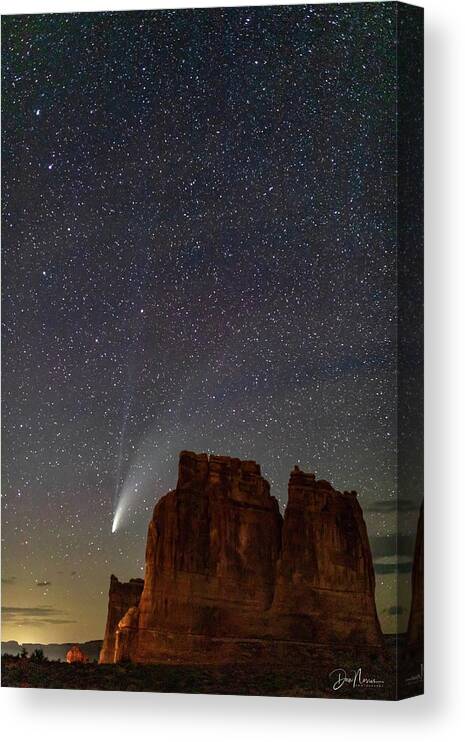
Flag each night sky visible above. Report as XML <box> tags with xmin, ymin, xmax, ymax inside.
<box><xmin>2</xmin><ymin>3</ymin><xmax>421</xmax><ymax>644</ymax></box>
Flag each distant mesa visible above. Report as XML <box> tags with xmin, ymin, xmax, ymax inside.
<box><xmin>100</xmin><ymin>451</ymin><xmax>384</xmax><ymax>665</ymax></box>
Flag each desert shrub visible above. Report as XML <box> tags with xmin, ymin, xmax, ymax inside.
<box><xmin>30</xmin><ymin>648</ymin><xmax>46</xmax><ymax>662</ymax></box>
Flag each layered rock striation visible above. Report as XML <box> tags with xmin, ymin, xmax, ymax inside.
<box><xmin>102</xmin><ymin>451</ymin><xmax>383</xmax><ymax>665</ymax></box>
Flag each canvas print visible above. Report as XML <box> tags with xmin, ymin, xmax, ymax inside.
<box><xmin>1</xmin><ymin>2</ymin><xmax>424</xmax><ymax>699</ymax></box>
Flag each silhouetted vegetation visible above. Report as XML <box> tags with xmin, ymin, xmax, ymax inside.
<box><xmin>1</xmin><ymin>648</ymin><xmax>424</xmax><ymax>699</ymax></box>
<box><xmin>30</xmin><ymin>648</ymin><xmax>46</xmax><ymax>662</ymax></box>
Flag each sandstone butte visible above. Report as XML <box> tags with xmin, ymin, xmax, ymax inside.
<box><xmin>100</xmin><ymin>451</ymin><xmax>384</xmax><ymax>665</ymax></box>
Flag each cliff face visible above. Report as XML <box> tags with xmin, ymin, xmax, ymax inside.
<box><xmin>99</xmin><ymin>575</ymin><xmax>144</xmax><ymax>663</ymax></box>
<box><xmin>115</xmin><ymin>451</ymin><xmax>283</xmax><ymax>663</ymax></box>
<box><xmin>271</xmin><ymin>467</ymin><xmax>382</xmax><ymax>644</ymax></box>
<box><xmin>106</xmin><ymin>452</ymin><xmax>383</xmax><ymax>665</ymax></box>
<box><xmin>407</xmin><ymin>503</ymin><xmax>424</xmax><ymax>646</ymax></box>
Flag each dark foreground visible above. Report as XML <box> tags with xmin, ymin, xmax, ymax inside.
<box><xmin>2</xmin><ymin>642</ymin><xmax>423</xmax><ymax>700</ymax></box>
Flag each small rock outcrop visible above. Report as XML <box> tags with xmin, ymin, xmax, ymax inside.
<box><xmin>66</xmin><ymin>645</ymin><xmax>88</xmax><ymax>663</ymax></box>
<box><xmin>102</xmin><ymin>452</ymin><xmax>382</xmax><ymax>664</ymax></box>
<box><xmin>99</xmin><ymin>575</ymin><xmax>144</xmax><ymax>663</ymax></box>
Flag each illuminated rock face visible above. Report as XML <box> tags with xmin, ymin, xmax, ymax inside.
<box><xmin>270</xmin><ymin>467</ymin><xmax>382</xmax><ymax>645</ymax></box>
<box><xmin>66</xmin><ymin>645</ymin><xmax>88</xmax><ymax>663</ymax></box>
<box><xmin>99</xmin><ymin>575</ymin><xmax>144</xmax><ymax>663</ymax></box>
<box><xmin>107</xmin><ymin>451</ymin><xmax>382</xmax><ymax>665</ymax></box>
<box><xmin>115</xmin><ymin>451</ymin><xmax>283</xmax><ymax>663</ymax></box>
<box><xmin>407</xmin><ymin>503</ymin><xmax>424</xmax><ymax>646</ymax></box>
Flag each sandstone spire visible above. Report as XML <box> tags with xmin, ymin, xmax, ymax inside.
<box><xmin>99</xmin><ymin>574</ymin><xmax>144</xmax><ymax>663</ymax></box>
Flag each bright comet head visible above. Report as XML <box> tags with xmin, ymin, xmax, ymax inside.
<box><xmin>111</xmin><ymin>508</ymin><xmax>121</xmax><ymax>534</ymax></box>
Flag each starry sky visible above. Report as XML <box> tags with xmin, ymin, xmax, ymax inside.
<box><xmin>1</xmin><ymin>3</ymin><xmax>422</xmax><ymax>644</ymax></box>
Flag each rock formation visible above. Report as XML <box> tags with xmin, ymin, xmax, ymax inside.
<box><xmin>270</xmin><ymin>466</ymin><xmax>382</xmax><ymax>645</ymax></box>
<box><xmin>99</xmin><ymin>575</ymin><xmax>144</xmax><ymax>663</ymax></box>
<box><xmin>114</xmin><ymin>452</ymin><xmax>283</xmax><ymax>664</ymax></box>
<box><xmin>66</xmin><ymin>645</ymin><xmax>88</xmax><ymax>663</ymax></box>
<box><xmin>102</xmin><ymin>451</ymin><xmax>383</xmax><ymax>665</ymax></box>
<box><xmin>407</xmin><ymin>502</ymin><xmax>424</xmax><ymax>646</ymax></box>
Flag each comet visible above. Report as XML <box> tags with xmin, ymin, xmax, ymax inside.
<box><xmin>112</xmin><ymin>494</ymin><xmax>128</xmax><ymax>533</ymax></box>
<box><xmin>111</xmin><ymin>427</ymin><xmax>181</xmax><ymax>534</ymax></box>
<box><xmin>111</xmin><ymin>371</ymin><xmax>204</xmax><ymax>534</ymax></box>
